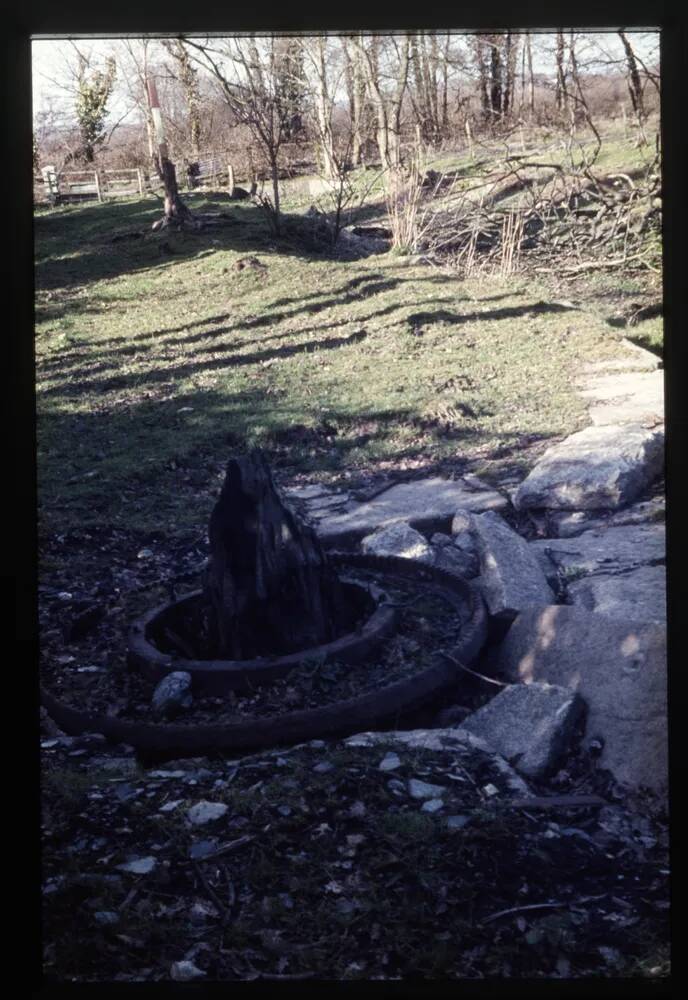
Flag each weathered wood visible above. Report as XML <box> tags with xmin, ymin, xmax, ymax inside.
<box><xmin>202</xmin><ymin>450</ymin><xmax>346</xmax><ymax>658</ymax></box>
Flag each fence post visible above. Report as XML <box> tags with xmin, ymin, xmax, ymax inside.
<box><xmin>94</xmin><ymin>170</ymin><xmax>103</xmax><ymax>202</ymax></box>
<box><xmin>228</xmin><ymin>163</ymin><xmax>235</xmax><ymax>197</ymax></box>
<box><xmin>42</xmin><ymin>165</ymin><xmax>59</xmax><ymax>205</ymax></box>
<box><xmin>465</xmin><ymin>119</ymin><xmax>474</xmax><ymax>161</ymax></box>
<box><xmin>136</xmin><ymin>167</ymin><xmax>143</xmax><ymax>196</ymax></box>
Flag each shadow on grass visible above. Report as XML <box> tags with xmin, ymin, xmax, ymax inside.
<box><xmin>33</xmin><ymin>195</ymin><xmax>389</xmax><ymax>293</ymax></box>
<box><xmin>38</xmin><ymin>288</ymin><xmax>578</xmax><ymax>391</ymax></box>
<box><xmin>40</xmin><ymin>328</ymin><xmax>371</xmax><ymax>399</ymax></box>
<box><xmin>37</xmin><ymin>379</ymin><xmax>556</xmax><ymax>534</ymax></box>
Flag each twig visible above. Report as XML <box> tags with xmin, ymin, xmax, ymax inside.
<box><xmin>496</xmin><ymin>794</ymin><xmax>608</xmax><ymax>811</ymax></box>
<box><xmin>191</xmin><ymin>860</ymin><xmax>231</xmax><ymax>923</ymax></box>
<box><xmin>438</xmin><ymin>651</ymin><xmax>510</xmax><ymax>687</ymax></box>
<box><xmin>480</xmin><ymin>896</ymin><xmax>605</xmax><ymax>925</ymax></box>
<box><xmin>186</xmin><ymin>834</ymin><xmax>255</xmax><ymax>864</ymax></box>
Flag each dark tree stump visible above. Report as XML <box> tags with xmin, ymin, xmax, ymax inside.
<box><xmin>202</xmin><ymin>450</ymin><xmax>347</xmax><ymax>659</ymax></box>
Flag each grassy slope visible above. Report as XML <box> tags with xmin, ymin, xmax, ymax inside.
<box><xmin>35</xmin><ymin>191</ymin><xmax>636</xmax><ymax>541</ymax></box>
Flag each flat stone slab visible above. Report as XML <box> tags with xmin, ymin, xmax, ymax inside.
<box><xmin>470</xmin><ymin>510</ymin><xmax>554</xmax><ymax>618</ymax></box>
<box><xmin>513</xmin><ymin>423</ymin><xmax>664</xmax><ymax>511</ymax></box>
<box><xmin>567</xmin><ymin>564</ymin><xmax>666</xmax><ymax>625</ymax></box>
<box><xmin>493</xmin><ymin>605</ymin><xmax>668</xmax><ymax>792</ymax></box>
<box><xmin>529</xmin><ymin>522</ymin><xmax>665</xmax><ymax>579</ymax></box>
<box><xmin>459</xmin><ymin>682</ymin><xmax>585</xmax><ymax>779</ymax></box>
<box><xmin>316</xmin><ymin>477</ymin><xmax>508</xmax><ymax>548</ymax></box>
<box><xmin>581</xmin><ymin>339</ymin><xmax>660</xmax><ymax>374</ymax></box>
<box><xmin>548</xmin><ymin>496</ymin><xmax>665</xmax><ymax>538</ymax></box>
<box><xmin>578</xmin><ymin>370</ymin><xmax>664</xmax><ymax>426</ymax></box>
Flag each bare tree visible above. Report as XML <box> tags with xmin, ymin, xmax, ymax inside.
<box><xmin>555</xmin><ymin>31</ymin><xmax>568</xmax><ymax>115</ymax></box>
<box><xmin>186</xmin><ymin>35</ymin><xmax>286</xmax><ymax>234</ymax></box>
<box><xmin>617</xmin><ymin>30</ymin><xmax>647</xmax><ymax>145</ymax></box>
<box><xmin>352</xmin><ymin>33</ymin><xmax>411</xmax><ymax>173</ymax></box>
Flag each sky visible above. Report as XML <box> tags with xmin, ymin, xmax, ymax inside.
<box><xmin>31</xmin><ymin>31</ymin><xmax>660</xmax><ymax>122</ymax></box>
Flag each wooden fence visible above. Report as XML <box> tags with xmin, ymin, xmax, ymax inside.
<box><xmin>38</xmin><ymin>166</ymin><xmax>145</xmax><ymax>204</ymax></box>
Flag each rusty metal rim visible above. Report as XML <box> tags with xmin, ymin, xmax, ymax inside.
<box><xmin>127</xmin><ymin>571</ymin><xmax>397</xmax><ymax>695</ymax></box>
<box><xmin>40</xmin><ymin>555</ymin><xmax>487</xmax><ymax>759</ymax></box>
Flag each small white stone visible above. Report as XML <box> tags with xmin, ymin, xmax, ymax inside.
<box><xmin>186</xmin><ymin>801</ymin><xmax>229</xmax><ymax>825</ymax></box>
<box><xmin>170</xmin><ymin>960</ymin><xmax>206</xmax><ymax>981</ymax></box>
<box><xmin>421</xmin><ymin>798</ymin><xmax>444</xmax><ymax>813</ymax></box>
<box><xmin>158</xmin><ymin>800</ymin><xmax>183</xmax><ymax>813</ymax></box>
<box><xmin>482</xmin><ymin>783</ymin><xmax>499</xmax><ymax>797</ymax></box>
<box><xmin>116</xmin><ymin>856</ymin><xmax>157</xmax><ymax>875</ymax></box>
<box><xmin>408</xmin><ymin>778</ymin><xmax>445</xmax><ymax>800</ymax></box>
<box><xmin>378</xmin><ymin>752</ymin><xmax>402</xmax><ymax>772</ymax></box>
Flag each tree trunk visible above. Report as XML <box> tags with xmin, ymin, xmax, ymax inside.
<box><xmin>202</xmin><ymin>451</ymin><xmax>345</xmax><ymax>660</ymax></box>
<box><xmin>526</xmin><ymin>32</ymin><xmax>535</xmax><ymax>118</ymax></box>
<box><xmin>555</xmin><ymin>31</ymin><xmax>568</xmax><ymax>114</ymax></box>
<box><xmin>153</xmin><ymin>155</ymin><xmax>195</xmax><ymax>229</ymax></box>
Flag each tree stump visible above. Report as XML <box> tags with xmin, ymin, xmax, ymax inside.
<box><xmin>202</xmin><ymin>450</ymin><xmax>347</xmax><ymax>659</ymax></box>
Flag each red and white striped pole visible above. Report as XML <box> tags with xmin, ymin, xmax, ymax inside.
<box><xmin>146</xmin><ymin>78</ymin><xmax>168</xmax><ymax>167</ymax></box>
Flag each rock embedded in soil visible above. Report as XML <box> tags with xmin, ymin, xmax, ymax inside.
<box><xmin>316</xmin><ymin>476</ymin><xmax>508</xmax><ymax>548</ymax></box>
<box><xmin>469</xmin><ymin>510</ymin><xmax>554</xmax><ymax>618</ymax></box>
<box><xmin>493</xmin><ymin>605</ymin><xmax>667</xmax><ymax>793</ymax></box>
<box><xmin>513</xmin><ymin>424</ymin><xmax>664</xmax><ymax>511</ymax></box>
<box><xmin>361</xmin><ymin>522</ymin><xmax>434</xmax><ymax>564</ymax></box>
<box><xmin>458</xmin><ymin>682</ymin><xmax>585</xmax><ymax>780</ymax></box>
<box><xmin>151</xmin><ymin>671</ymin><xmax>193</xmax><ymax>719</ymax></box>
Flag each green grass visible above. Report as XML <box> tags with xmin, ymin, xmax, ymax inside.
<box><xmin>35</xmin><ymin>189</ymin><xmax>636</xmax><ymax>540</ymax></box>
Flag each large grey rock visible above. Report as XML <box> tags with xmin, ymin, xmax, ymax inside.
<box><xmin>470</xmin><ymin>510</ymin><xmax>554</xmax><ymax>617</ymax></box>
<box><xmin>459</xmin><ymin>682</ymin><xmax>585</xmax><ymax>779</ymax></box>
<box><xmin>513</xmin><ymin>423</ymin><xmax>664</xmax><ymax>511</ymax></box>
<box><xmin>151</xmin><ymin>672</ymin><xmax>193</xmax><ymax>718</ymax></box>
<box><xmin>316</xmin><ymin>476</ymin><xmax>508</xmax><ymax>547</ymax></box>
<box><xmin>361</xmin><ymin>523</ymin><xmax>434</xmax><ymax>564</ymax></box>
<box><xmin>578</xmin><ymin>370</ymin><xmax>664</xmax><ymax>426</ymax></box>
<box><xmin>493</xmin><ymin>605</ymin><xmax>667</xmax><ymax>792</ymax></box>
<box><xmin>529</xmin><ymin>522</ymin><xmax>665</xmax><ymax>580</ymax></box>
<box><xmin>431</xmin><ymin>533</ymin><xmax>480</xmax><ymax>579</ymax></box>
<box><xmin>567</xmin><ymin>564</ymin><xmax>666</xmax><ymax>625</ymax></box>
